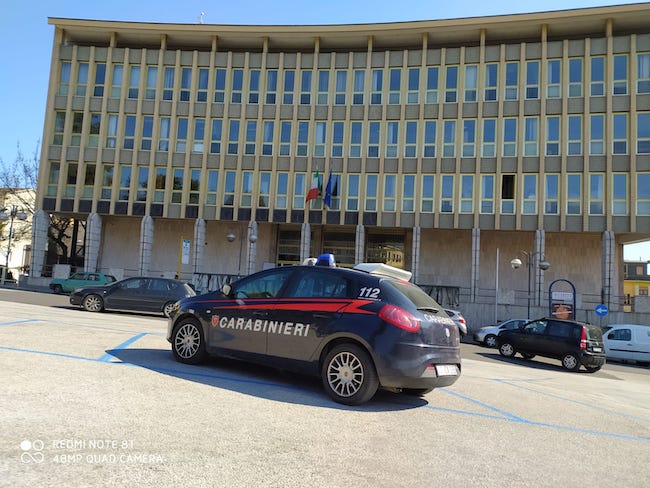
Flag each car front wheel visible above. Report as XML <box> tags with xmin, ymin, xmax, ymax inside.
<box><xmin>163</xmin><ymin>301</ymin><xmax>176</xmax><ymax>318</ymax></box>
<box><xmin>499</xmin><ymin>342</ymin><xmax>516</xmax><ymax>358</ymax></box>
<box><xmin>484</xmin><ymin>334</ymin><xmax>497</xmax><ymax>348</ymax></box>
<box><xmin>82</xmin><ymin>294</ymin><xmax>104</xmax><ymax>312</ymax></box>
<box><xmin>172</xmin><ymin>319</ymin><xmax>207</xmax><ymax>364</ymax></box>
<box><xmin>322</xmin><ymin>343</ymin><xmax>378</xmax><ymax>406</ymax></box>
<box><xmin>562</xmin><ymin>353</ymin><xmax>580</xmax><ymax>371</ymax></box>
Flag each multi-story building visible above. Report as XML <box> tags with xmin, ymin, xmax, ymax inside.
<box><xmin>32</xmin><ymin>4</ymin><xmax>650</xmax><ymax>325</ymax></box>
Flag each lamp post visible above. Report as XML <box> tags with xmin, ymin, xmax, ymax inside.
<box><xmin>510</xmin><ymin>251</ymin><xmax>550</xmax><ymax>318</ymax></box>
<box><xmin>0</xmin><ymin>205</ymin><xmax>28</xmax><ymax>284</ymax></box>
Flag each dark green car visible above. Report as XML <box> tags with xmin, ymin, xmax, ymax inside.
<box><xmin>49</xmin><ymin>271</ymin><xmax>117</xmax><ymax>294</ymax></box>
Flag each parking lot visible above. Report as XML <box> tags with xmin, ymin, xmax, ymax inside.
<box><xmin>1</xmin><ymin>290</ymin><xmax>649</xmax><ymax>487</ymax></box>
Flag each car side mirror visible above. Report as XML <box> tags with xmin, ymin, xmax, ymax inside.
<box><xmin>221</xmin><ymin>284</ymin><xmax>232</xmax><ymax>297</ymax></box>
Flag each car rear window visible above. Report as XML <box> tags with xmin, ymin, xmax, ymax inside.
<box><xmin>383</xmin><ymin>280</ymin><xmax>445</xmax><ymax>314</ymax></box>
<box><xmin>585</xmin><ymin>325</ymin><xmax>603</xmax><ymax>341</ymax></box>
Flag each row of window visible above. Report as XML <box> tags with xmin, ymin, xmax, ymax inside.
<box><xmin>54</xmin><ymin>112</ymin><xmax>650</xmax><ymax>158</ymax></box>
<box><xmin>46</xmin><ymin>163</ymin><xmax>650</xmax><ymax>216</ymax></box>
<box><xmin>58</xmin><ymin>54</ymin><xmax>650</xmax><ymax>105</ymax></box>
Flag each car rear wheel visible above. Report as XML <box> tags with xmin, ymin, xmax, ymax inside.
<box><xmin>499</xmin><ymin>342</ymin><xmax>516</xmax><ymax>358</ymax></box>
<box><xmin>484</xmin><ymin>334</ymin><xmax>497</xmax><ymax>348</ymax></box>
<box><xmin>322</xmin><ymin>343</ymin><xmax>378</xmax><ymax>406</ymax></box>
<box><xmin>172</xmin><ymin>319</ymin><xmax>207</xmax><ymax>364</ymax></box>
<box><xmin>163</xmin><ymin>301</ymin><xmax>176</xmax><ymax>318</ymax></box>
<box><xmin>82</xmin><ymin>294</ymin><xmax>104</xmax><ymax>313</ymax></box>
<box><xmin>562</xmin><ymin>353</ymin><xmax>580</xmax><ymax>371</ymax></box>
<box><xmin>52</xmin><ymin>284</ymin><xmax>63</xmax><ymax>294</ymax></box>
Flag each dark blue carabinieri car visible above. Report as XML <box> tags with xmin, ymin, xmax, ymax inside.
<box><xmin>167</xmin><ymin>258</ymin><xmax>461</xmax><ymax>405</ymax></box>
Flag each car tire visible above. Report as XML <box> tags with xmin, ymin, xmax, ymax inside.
<box><xmin>322</xmin><ymin>343</ymin><xmax>379</xmax><ymax>406</ymax></box>
<box><xmin>585</xmin><ymin>365</ymin><xmax>601</xmax><ymax>373</ymax></box>
<box><xmin>499</xmin><ymin>342</ymin><xmax>516</xmax><ymax>358</ymax></box>
<box><xmin>561</xmin><ymin>353</ymin><xmax>580</xmax><ymax>371</ymax></box>
<box><xmin>52</xmin><ymin>284</ymin><xmax>63</xmax><ymax>294</ymax></box>
<box><xmin>163</xmin><ymin>301</ymin><xmax>176</xmax><ymax>318</ymax></box>
<box><xmin>521</xmin><ymin>353</ymin><xmax>536</xmax><ymax>360</ymax></box>
<box><xmin>82</xmin><ymin>294</ymin><xmax>104</xmax><ymax>313</ymax></box>
<box><xmin>172</xmin><ymin>319</ymin><xmax>207</xmax><ymax>365</ymax></box>
<box><xmin>484</xmin><ymin>334</ymin><xmax>497</xmax><ymax>348</ymax></box>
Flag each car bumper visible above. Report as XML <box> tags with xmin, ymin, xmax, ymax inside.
<box><xmin>69</xmin><ymin>294</ymin><xmax>83</xmax><ymax>306</ymax></box>
<box><xmin>580</xmin><ymin>352</ymin><xmax>606</xmax><ymax>367</ymax></box>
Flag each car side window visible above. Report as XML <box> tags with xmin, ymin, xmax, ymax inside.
<box><xmin>524</xmin><ymin>320</ymin><xmax>547</xmax><ymax>335</ymax></box>
<box><xmin>504</xmin><ymin>321</ymin><xmax>520</xmax><ymax>330</ymax></box>
<box><xmin>70</xmin><ymin>273</ymin><xmax>85</xmax><ymax>280</ymax></box>
<box><xmin>123</xmin><ymin>278</ymin><xmax>146</xmax><ymax>289</ymax></box>
<box><xmin>150</xmin><ymin>279</ymin><xmax>171</xmax><ymax>291</ymax></box>
<box><xmin>286</xmin><ymin>270</ymin><xmax>350</xmax><ymax>298</ymax></box>
<box><xmin>233</xmin><ymin>268</ymin><xmax>292</xmax><ymax>299</ymax></box>
<box><xmin>608</xmin><ymin>329</ymin><xmax>631</xmax><ymax>341</ymax></box>
<box><xmin>546</xmin><ymin>321</ymin><xmax>571</xmax><ymax>338</ymax></box>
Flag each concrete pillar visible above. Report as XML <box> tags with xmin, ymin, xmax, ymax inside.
<box><xmin>246</xmin><ymin>220</ymin><xmax>258</xmax><ymax>275</ymax></box>
<box><xmin>602</xmin><ymin>230</ymin><xmax>615</xmax><ymax>310</ymax></box>
<box><xmin>139</xmin><ymin>216</ymin><xmax>154</xmax><ymax>276</ymax></box>
<box><xmin>300</xmin><ymin>223</ymin><xmax>311</xmax><ymax>262</ymax></box>
<box><xmin>534</xmin><ymin>229</ymin><xmax>546</xmax><ymax>306</ymax></box>
<box><xmin>412</xmin><ymin>226</ymin><xmax>421</xmax><ymax>283</ymax></box>
<box><xmin>29</xmin><ymin>210</ymin><xmax>49</xmax><ymax>278</ymax></box>
<box><xmin>193</xmin><ymin>218</ymin><xmax>206</xmax><ymax>274</ymax></box>
<box><xmin>471</xmin><ymin>228</ymin><xmax>480</xmax><ymax>302</ymax></box>
<box><xmin>355</xmin><ymin>224</ymin><xmax>365</xmax><ymax>264</ymax></box>
<box><xmin>84</xmin><ymin>213</ymin><xmax>102</xmax><ymax>272</ymax></box>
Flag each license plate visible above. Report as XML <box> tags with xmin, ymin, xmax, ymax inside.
<box><xmin>435</xmin><ymin>364</ymin><xmax>458</xmax><ymax>376</ymax></box>
<box><xmin>592</xmin><ymin>347</ymin><xmax>602</xmax><ymax>352</ymax></box>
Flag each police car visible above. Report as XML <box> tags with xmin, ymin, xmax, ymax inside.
<box><xmin>167</xmin><ymin>255</ymin><xmax>461</xmax><ymax>405</ymax></box>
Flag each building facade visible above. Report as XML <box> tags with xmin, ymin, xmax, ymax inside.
<box><xmin>34</xmin><ymin>4</ymin><xmax>650</xmax><ymax>325</ymax></box>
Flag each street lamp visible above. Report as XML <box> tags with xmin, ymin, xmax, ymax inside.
<box><xmin>510</xmin><ymin>251</ymin><xmax>550</xmax><ymax>318</ymax></box>
<box><xmin>0</xmin><ymin>205</ymin><xmax>28</xmax><ymax>284</ymax></box>
<box><xmin>226</xmin><ymin>225</ymin><xmax>258</xmax><ymax>277</ymax></box>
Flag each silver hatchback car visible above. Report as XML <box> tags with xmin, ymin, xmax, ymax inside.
<box><xmin>474</xmin><ymin>318</ymin><xmax>529</xmax><ymax>347</ymax></box>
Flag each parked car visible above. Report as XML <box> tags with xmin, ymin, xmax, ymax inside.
<box><xmin>474</xmin><ymin>318</ymin><xmax>530</xmax><ymax>348</ymax></box>
<box><xmin>70</xmin><ymin>277</ymin><xmax>195</xmax><ymax>317</ymax></box>
<box><xmin>50</xmin><ymin>271</ymin><xmax>117</xmax><ymax>294</ymax></box>
<box><xmin>602</xmin><ymin>324</ymin><xmax>650</xmax><ymax>366</ymax></box>
<box><xmin>444</xmin><ymin>309</ymin><xmax>467</xmax><ymax>336</ymax></box>
<box><xmin>167</xmin><ymin>258</ymin><xmax>461</xmax><ymax>405</ymax></box>
<box><xmin>496</xmin><ymin>318</ymin><xmax>606</xmax><ymax>372</ymax></box>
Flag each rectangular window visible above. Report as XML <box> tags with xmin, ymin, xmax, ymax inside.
<box><xmin>76</xmin><ymin>63</ymin><xmax>88</xmax><ymax>97</ymax></box>
<box><xmin>335</xmin><ymin>71</ymin><xmax>346</xmax><ymax>105</ymax></box>
<box><xmin>545</xmin><ymin>174</ymin><xmax>559</xmax><ymax>214</ymax></box>
<box><xmin>228</xmin><ymin>120</ymin><xmax>240</xmax><ymax>154</ymax></box>
<box><xmin>482</xmin><ymin>119</ymin><xmax>496</xmax><ymax>157</ymax></box>
<box><xmin>193</xmin><ymin>119</ymin><xmax>205</xmax><ymax>153</ymax></box>
<box><xmin>443</xmin><ymin>120</ymin><xmax>456</xmax><ymax>157</ymax></box>
<box><xmin>569</xmin><ymin>58</ymin><xmax>583</xmax><ymax>97</ymax></box>
<box><xmin>88</xmin><ymin>113</ymin><xmax>101</xmax><ymax>148</ymax></box>
<box><xmin>407</xmin><ymin>68</ymin><xmax>419</xmax><ymax>104</ymax></box>
<box><xmin>638</xmin><ymin>113</ymin><xmax>650</xmax><ymax>153</ymax></box>
<box><xmin>297</xmin><ymin>122</ymin><xmax>309</xmax><ymax>156</ymax></box>
<box><xmin>119</xmin><ymin>165</ymin><xmax>131</xmax><ymax>201</ymax></box>
<box><xmin>386</xmin><ymin>122</ymin><xmax>398</xmax><ymax>158</ymax></box>
<box><xmin>53</xmin><ymin>112</ymin><xmax>65</xmax><ymax>145</ymax></box>
<box><xmin>524</xmin><ymin>117</ymin><xmax>538</xmax><ymax>156</ymax></box>
<box><xmin>525</xmin><ymin>61</ymin><xmax>539</xmax><ymax>99</ymax></box>
<box><xmin>370</xmin><ymin>69</ymin><xmax>383</xmax><ymax>105</ymax></box>
<box><xmin>590</xmin><ymin>114</ymin><xmax>604</xmax><ymax>155</ymax></box>
<box><xmin>441</xmin><ymin>175</ymin><xmax>454</xmax><ymax>213</ymax></box>
<box><xmin>245</xmin><ymin>121</ymin><xmax>256</xmax><ymax>155</ymax></box>
<box><xmin>258</xmin><ymin>172</ymin><xmax>271</xmax><ymax>207</ymax></box>
<box><xmin>546</xmin><ymin>117</ymin><xmax>560</xmax><ymax>156</ymax></box>
<box><xmin>383</xmin><ymin>175</ymin><xmax>396</xmax><ymax>211</ymax></box>
<box><xmin>240</xmin><ymin>171</ymin><xmax>253</xmax><ymax>207</ymax></box>
<box><xmin>314</xmin><ymin>122</ymin><xmax>326</xmax><ymax>157</ymax></box>
<box><xmin>484</xmin><ymin>63</ymin><xmax>498</xmax><ymax>101</ymax></box>
<box><xmin>111</xmin><ymin>65</ymin><xmax>123</xmax><ymax>98</ymax></box>
<box><xmin>568</xmin><ymin>116</ymin><xmax>582</xmax><ymax>155</ymax></box>
<box><xmin>262</xmin><ymin>121</ymin><xmax>274</xmax><ymax>156</ymax></box>
<box><xmin>136</xmin><ymin>167</ymin><xmax>148</xmax><ymax>202</ymax></box>
<box><xmin>106</xmin><ymin>114</ymin><xmax>118</xmax><ymax>149</ymax></box>
<box><xmin>613</xmin><ymin>173</ymin><xmax>627</xmax><ymax>215</ymax></box>
<box><xmin>503</xmin><ymin>118</ymin><xmax>517</xmax><ymax>157</ymax></box>
<box><xmin>210</xmin><ymin>119</ymin><xmax>222</xmax><ymax>154</ymax></box>
<box><xmin>353</xmin><ymin>70</ymin><xmax>365</xmax><ymax>105</ymax></box>
<box><xmin>280</xmin><ymin>121</ymin><xmax>291</xmax><ymax>156</ymax></box>
<box><xmin>426</xmin><ymin>67</ymin><xmax>439</xmax><ymax>103</ymax></box>
<box><xmin>365</xmin><ymin>175</ymin><xmax>377</xmax><ymax>211</ymax></box>
<box><xmin>157</xmin><ymin>117</ymin><xmax>170</xmax><ymax>151</ymax></box>
<box><xmin>300</xmin><ymin>70</ymin><xmax>312</xmax><ymax>105</ymax></box>
<box><xmin>501</xmin><ymin>175</ymin><xmax>515</xmax><ymax>214</ymax></box>
<box><xmin>214</xmin><ymin>69</ymin><xmax>226</xmax><ymax>103</ymax></box>
<box><xmin>567</xmin><ymin>174</ymin><xmax>581</xmax><ymax>214</ymax></box>
<box><xmin>70</xmin><ymin>112</ymin><xmax>83</xmax><ymax>147</ymax></box>
<box><xmin>154</xmin><ymin>167</ymin><xmax>166</xmax><ymax>203</ymax></box>
<box><xmin>505</xmin><ymin>62</ymin><xmax>518</xmax><ymax>100</ymax></box>
<box><xmin>402</xmin><ymin>175</ymin><xmax>415</xmax><ymax>212</ymax></box>
<box><xmin>368</xmin><ymin>122</ymin><xmax>380</xmax><ymax>158</ymax></box>
<box><xmin>65</xmin><ymin>163</ymin><xmax>77</xmax><ymax>198</ymax></box>
<box><xmin>389</xmin><ymin>68</ymin><xmax>401</xmax><ymax>104</ymax></box>
<box><xmin>171</xmin><ymin>169</ymin><xmax>183</xmax><ymax>203</ymax></box>
<box><xmin>460</xmin><ymin>175</ymin><xmax>474</xmax><ymax>213</ymax></box>
<box><xmin>141</xmin><ymin>116</ymin><xmax>153</xmax><ymax>150</ymax></box>
<box><xmin>175</xmin><ymin>118</ymin><xmax>188</xmax><ymax>152</ymax></box>
<box><xmin>445</xmin><ymin>66</ymin><xmax>458</xmax><ymax>103</ymax></box>
<box><xmin>332</xmin><ymin>122</ymin><xmax>344</xmax><ymax>157</ymax></box>
<box><xmin>613</xmin><ymin>55</ymin><xmax>627</xmax><ymax>95</ymax></box>
<box><xmin>283</xmin><ymin>70</ymin><xmax>295</xmax><ymax>104</ymax></box>
<box><xmin>123</xmin><ymin>115</ymin><xmax>136</xmax><ymax>150</ymax></box>
<box><xmin>590</xmin><ymin>57</ymin><xmax>605</xmax><ymax>96</ymax></box>
<box><xmin>405</xmin><ymin>121</ymin><xmax>417</xmax><ymax>158</ymax></box>
<box><xmin>421</xmin><ymin>175</ymin><xmax>434</xmax><ymax>212</ymax></box>
<box><xmin>93</xmin><ymin>63</ymin><xmax>106</xmax><ymax>97</ymax></box>
<box><xmin>547</xmin><ymin>59</ymin><xmax>561</xmax><ymax>98</ymax></box>
<box><xmin>231</xmin><ymin>69</ymin><xmax>243</xmax><ymax>103</ymax></box>
<box><xmin>82</xmin><ymin>164</ymin><xmax>95</xmax><ymax>198</ymax></box>
<box><xmin>189</xmin><ymin>170</ymin><xmax>201</xmax><ymax>205</ymax></box>
<box><xmin>613</xmin><ymin>114</ymin><xmax>627</xmax><ymax>154</ymax></box>
<box><xmin>464</xmin><ymin>65</ymin><xmax>477</xmax><ymax>102</ymax></box>
<box><xmin>347</xmin><ymin>174</ymin><xmax>359</xmax><ymax>211</ymax></box>
<box><xmin>589</xmin><ymin>174</ymin><xmax>604</xmax><ymax>215</ymax></box>
<box><xmin>462</xmin><ymin>120</ymin><xmax>476</xmax><ymax>157</ymax></box>
<box><xmin>100</xmin><ymin>164</ymin><xmax>113</xmax><ymax>200</ymax></box>
<box><xmin>179</xmin><ymin>68</ymin><xmax>191</xmax><ymax>101</ymax></box>
<box><xmin>275</xmin><ymin>173</ymin><xmax>288</xmax><ymax>209</ymax></box>
<box><xmin>248</xmin><ymin>69</ymin><xmax>260</xmax><ymax>104</ymax></box>
<box><xmin>480</xmin><ymin>175</ymin><xmax>494</xmax><ymax>214</ymax></box>
<box><xmin>145</xmin><ymin>66</ymin><xmax>157</xmax><ymax>100</ymax></box>
<box><xmin>163</xmin><ymin>67</ymin><xmax>174</xmax><ymax>101</ymax></box>
<box><xmin>638</xmin><ymin>174</ymin><xmax>650</xmax><ymax>215</ymax></box>
<box><xmin>128</xmin><ymin>66</ymin><xmax>140</xmax><ymax>99</ymax></box>
<box><xmin>522</xmin><ymin>174</ymin><xmax>537</xmax><ymax>214</ymax></box>
<box><xmin>223</xmin><ymin>171</ymin><xmax>236</xmax><ymax>206</ymax></box>
<box><xmin>317</xmin><ymin>70</ymin><xmax>329</xmax><ymax>105</ymax></box>
<box><xmin>350</xmin><ymin>122</ymin><xmax>362</xmax><ymax>157</ymax></box>
<box><xmin>266</xmin><ymin>70</ymin><xmax>278</xmax><ymax>104</ymax></box>
<box><xmin>424</xmin><ymin>121</ymin><xmax>436</xmax><ymax>157</ymax></box>
<box><xmin>59</xmin><ymin>62</ymin><xmax>71</xmax><ymax>95</ymax></box>
<box><xmin>47</xmin><ymin>162</ymin><xmax>59</xmax><ymax>197</ymax></box>
<box><xmin>206</xmin><ymin>170</ymin><xmax>218</xmax><ymax>205</ymax></box>
<box><xmin>637</xmin><ymin>53</ymin><xmax>650</xmax><ymax>93</ymax></box>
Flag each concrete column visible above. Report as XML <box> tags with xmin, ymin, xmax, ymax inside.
<box><xmin>534</xmin><ymin>229</ymin><xmax>546</xmax><ymax>306</ymax></box>
<box><xmin>602</xmin><ymin>230</ymin><xmax>615</xmax><ymax>309</ymax></box>
<box><xmin>139</xmin><ymin>216</ymin><xmax>154</xmax><ymax>276</ymax></box>
<box><xmin>471</xmin><ymin>228</ymin><xmax>480</xmax><ymax>302</ymax></box>
<box><xmin>300</xmin><ymin>223</ymin><xmax>311</xmax><ymax>262</ymax></box>
<box><xmin>246</xmin><ymin>220</ymin><xmax>258</xmax><ymax>275</ymax></box>
<box><xmin>84</xmin><ymin>213</ymin><xmax>102</xmax><ymax>272</ymax></box>
<box><xmin>355</xmin><ymin>224</ymin><xmax>365</xmax><ymax>264</ymax></box>
<box><xmin>193</xmin><ymin>218</ymin><xmax>206</xmax><ymax>274</ymax></box>
<box><xmin>412</xmin><ymin>226</ymin><xmax>421</xmax><ymax>283</ymax></box>
<box><xmin>29</xmin><ymin>210</ymin><xmax>49</xmax><ymax>278</ymax></box>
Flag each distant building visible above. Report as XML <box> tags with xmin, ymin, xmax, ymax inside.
<box><xmin>0</xmin><ymin>188</ymin><xmax>34</xmax><ymax>280</ymax></box>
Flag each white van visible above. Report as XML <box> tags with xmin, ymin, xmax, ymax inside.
<box><xmin>602</xmin><ymin>324</ymin><xmax>650</xmax><ymax>365</ymax></box>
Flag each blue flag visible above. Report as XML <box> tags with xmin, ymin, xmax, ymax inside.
<box><xmin>324</xmin><ymin>173</ymin><xmax>333</xmax><ymax>208</ymax></box>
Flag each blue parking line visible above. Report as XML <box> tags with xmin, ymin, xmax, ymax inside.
<box><xmin>0</xmin><ymin>319</ymin><xmax>40</xmax><ymax>327</ymax></box>
<box><xmin>97</xmin><ymin>333</ymin><xmax>149</xmax><ymax>362</ymax></box>
<box><xmin>440</xmin><ymin>387</ymin><xmax>526</xmax><ymax>421</ymax></box>
<box><xmin>0</xmin><ymin>345</ymin><xmax>99</xmax><ymax>363</ymax></box>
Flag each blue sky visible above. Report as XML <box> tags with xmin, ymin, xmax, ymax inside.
<box><xmin>1</xmin><ymin>0</ymin><xmax>648</xmax><ymax>259</ymax></box>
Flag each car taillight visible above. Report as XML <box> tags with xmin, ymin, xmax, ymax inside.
<box><xmin>580</xmin><ymin>326</ymin><xmax>587</xmax><ymax>350</ymax></box>
<box><xmin>379</xmin><ymin>305</ymin><xmax>421</xmax><ymax>333</ymax></box>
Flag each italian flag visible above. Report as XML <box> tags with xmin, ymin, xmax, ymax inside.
<box><xmin>306</xmin><ymin>171</ymin><xmax>320</xmax><ymax>202</ymax></box>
